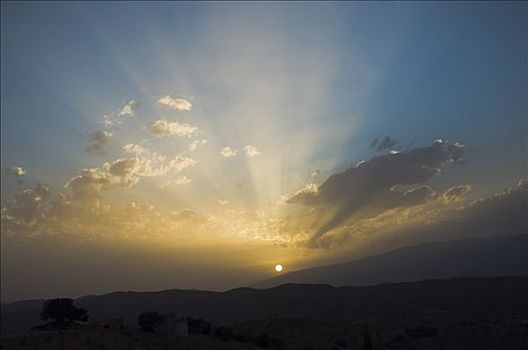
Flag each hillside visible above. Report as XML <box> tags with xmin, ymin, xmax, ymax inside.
<box><xmin>255</xmin><ymin>234</ymin><xmax>528</xmax><ymax>288</ymax></box>
<box><xmin>2</xmin><ymin>277</ymin><xmax>528</xmax><ymax>333</ymax></box>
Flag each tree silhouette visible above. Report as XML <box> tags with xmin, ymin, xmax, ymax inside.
<box><xmin>186</xmin><ymin>317</ymin><xmax>212</xmax><ymax>335</ymax></box>
<box><xmin>40</xmin><ymin>298</ymin><xmax>88</xmax><ymax>329</ymax></box>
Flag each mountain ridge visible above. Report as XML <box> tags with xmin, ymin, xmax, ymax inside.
<box><xmin>2</xmin><ymin>234</ymin><xmax>527</xmax><ymax>335</ymax></box>
<box><xmin>253</xmin><ymin>234</ymin><xmax>528</xmax><ymax>288</ymax></box>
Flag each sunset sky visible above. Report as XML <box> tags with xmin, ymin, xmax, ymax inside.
<box><xmin>1</xmin><ymin>2</ymin><xmax>526</xmax><ymax>301</ymax></box>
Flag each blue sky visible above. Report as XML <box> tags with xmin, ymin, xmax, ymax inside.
<box><xmin>2</xmin><ymin>2</ymin><xmax>525</xmax><ymax>198</ymax></box>
<box><xmin>1</xmin><ymin>2</ymin><xmax>526</xmax><ymax>300</ymax></box>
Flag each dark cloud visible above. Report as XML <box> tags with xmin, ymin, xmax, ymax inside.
<box><xmin>369</xmin><ymin>137</ymin><xmax>379</xmax><ymax>149</ymax></box>
<box><xmin>447</xmin><ymin>179</ymin><xmax>527</xmax><ymax>237</ymax></box>
<box><xmin>447</xmin><ymin>142</ymin><xmax>464</xmax><ymax>164</ymax></box>
<box><xmin>311</xmin><ymin>179</ymin><xmax>527</xmax><ymax>250</ymax></box>
<box><xmin>86</xmin><ymin>130</ymin><xmax>112</xmax><ymax>153</ymax></box>
<box><xmin>376</xmin><ymin>136</ymin><xmax>398</xmax><ymax>151</ymax></box>
<box><xmin>370</xmin><ymin>136</ymin><xmax>398</xmax><ymax>152</ymax></box>
<box><xmin>288</xmin><ymin>139</ymin><xmax>466</xmax><ymax>244</ymax></box>
<box><xmin>388</xmin><ymin>179</ymin><xmax>528</xmax><ymax>248</ymax></box>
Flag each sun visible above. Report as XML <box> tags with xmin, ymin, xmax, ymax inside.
<box><xmin>274</xmin><ymin>264</ymin><xmax>283</xmax><ymax>272</ymax></box>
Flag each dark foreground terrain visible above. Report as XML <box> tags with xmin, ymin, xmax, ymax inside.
<box><xmin>1</xmin><ymin>328</ymin><xmax>261</xmax><ymax>350</ymax></box>
<box><xmin>2</xmin><ymin>277</ymin><xmax>528</xmax><ymax>349</ymax></box>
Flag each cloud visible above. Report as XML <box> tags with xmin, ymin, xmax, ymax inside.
<box><xmin>101</xmin><ymin>100</ymin><xmax>140</xmax><ymax>129</ymax></box>
<box><xmin>108</xmin><ymin>157</ymin><xmax>141</xmax><ymax>178</ymax></box>
<box><xmin>393</xmin><ymin>179</ymin><xmax>527</xmax><ymax>246</ymax></box>
<box><xmin>243</xmin><ymin>145</ymin><xmax>261</xmax><ymax>157</ymax></box>
<box><xmin>220</xmin><ymin>146</ymin><xmax>238</xmax><ymax>158</ymax></box>
<box><xmin>286</xmin><ymin>184</ymin><xmax>319</xmax><ymax>205</ymax></box>
<box><xmin>1</xmin><ymin>184</ymin><xmax>50</xmax><ymax>224</ymax></box>
<box><xmin>369</xmin><ymin>137</ymin><xmax>380</xmax><ymax>149</ymax></box>
<box><xmin>218</xmin><ymin>199</ymin><xmax>230</xmax><ymax>206</ymax></box>
<box><xmin>292</xmin><ymin>140</ymin><xmax>464</xmax><ymax>206</ymax></box>
<box><xmin>397</xmin><ymin>185</ymin><xmax>437</xmax><ymax>206</ymax></box>
<box><xmin>65</xmin><ymin>158</ymin><xmax>143</xmax><ymax>200</ymax></box>
<box><xmin>122</xmin><ymin>143</ymin><xmax>197</xmax><ymax>179</ymax></box>
<box><xmin>1</xmin><ymin>184</ymin><xmax>213</xmax><ymax>240</ymax></box>
<box><xmin>117</xmin><ymin>99</ymin><xmax>140</xmax><ymax>117</ymax></box>
<box><xmin>5</xmin><ymin>166</ymin><xmax>26</xmax><ymax>176</ymax></box>
<box><xmin>310</xmin><ymin>170</ymin><xmax>321</xmax><ymax>178</ymax></box>
<box><xmin>370</xmin><ymin>136</ymin><xmax>398</xmax><ymax>152</ymax></box>
<box><xmin>65</xmin><ymin>153</ymin><xmax>196</xmax><ymax>200</ymax></box>
<box><xmin>157</xmin><ymin>95</ymin><xmax>192</xmax><ymax>111</ymax></box>
<box><xmin>287</xmin><ymin>139</ymin><xmax>466</xmax><ymax>241</ymax></box>
<box><xmin>86</xmin><ymin>130</ymin><xmax>112</xmax><ymax>153</ymax></box>
<box><xmin>188</xmin><ymin>139</ymin><xmax>208</xmax><ymax>152</ymax></box>
<box><xmin>123</xmin><ymin>143</ymin><xmax>149</xmax><ymax>156</ymax></box>
<box><xmin>442</xmin><ymin>185</ymin><xmax>472</xmax><ymax>203</ymax></box>
<box><xmin>147</xmin><ymin>120</ymin><xmax>198</xmax><ymax>137</ymax></box>
<box><xmin>303</xmin><ymin>179</ymin><xmax>527</xmax><ymax>249</ymax></box>
<box><xmin>168</xmin><ymin>209</ymin><xmax>209</xmax><ymax>226</ymax></box>
<box><xmin>166</xmin><ymin>156</ymin><xmax>197</xmax><ymax>174</ymax></box>
<box><xmin>447</xmin><ymin>142</ymin><xmax>464</xmax><ymax>164</ymax></box>
<box><xmin>2</xmin><ymin>189</ymin><xmax>42</xmax><ymax>223</ymax></box>
<box><xmin>123</xmin><ymin>143</ymin><xmax>167</xmax><ymax>169</ymax></box>
<box><xmin>48</xmin><ymin>192</ymin><xmax>72</xmax><ymax>218</ymax></box>
<box><xmin>63</xmin><ymin>144</ymin><xmax>197</xmax><ymax>204</ymax></box>
<box><xmin>371</xmin><ymin>136</ymin><xmax>398</xmax><ymax>151</ymax></box>
<box><xmin>173</xmin><ymin>175</ymin><xmax>192</xmax><ymax>185</ymax></box>
<box><xmin>34</xmin><ymin>184</ymin><xmax>51</xmax><ymax>201</ymax></box>
<box><xmin>452</xmin><ymin>179</ymin><xmax>527</xmax><ymax>235</ymax></box>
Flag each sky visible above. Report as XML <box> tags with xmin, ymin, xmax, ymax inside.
<box><xmin>1</xmin><ymin>2</ymin><xmax>527</xmax><ymax>301</ymax></box>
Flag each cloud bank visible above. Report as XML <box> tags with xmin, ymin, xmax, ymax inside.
<box><xmin>286</xmin><ymin>139</ymin><xmax>468</xmax><ymax>244</ymax></box>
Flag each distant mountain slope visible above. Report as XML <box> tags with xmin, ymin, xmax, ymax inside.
<box><xmin>2</xmin><ymin>235</ymin><xmax>527</xmax><ymax>335</ymax></box>
<box><xmin>254</xmin><ymin>234</ymin><xmax>528</xmax><ymax>288</ymax></box>
<box><xmin>3</xmin><ymin>276</ymin><xmax>528</xmax><ymax>335</ymax></box>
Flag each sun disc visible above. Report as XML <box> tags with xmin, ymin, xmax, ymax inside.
<box><xmin>275</xmin><ymin>264</ymin><xmax>283</xmax><ymax>272</ymax></box>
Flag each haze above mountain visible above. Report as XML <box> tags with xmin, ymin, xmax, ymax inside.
<box><xmin>254</xmin><ymin>234</ymin><xmax>528</xmax><ymax>288</ymax></box>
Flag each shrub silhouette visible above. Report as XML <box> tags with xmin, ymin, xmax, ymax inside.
<box><xmin>40</xmin><ymin>298</ymin><xmax>88</xmax><ymax>329</ymax></box>
<box><xmin>137</xmin><ymin>312</ymin><xmax>163</xmax><ymax>333</ymax></box>
<box><xmin>186</xmin><ymin>317</ymin><xmax>212</xmax><ymax>335</ymax></box>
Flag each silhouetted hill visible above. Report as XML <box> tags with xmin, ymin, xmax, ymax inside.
<box><xmin>2</xmin><ymin>276</ymin><xmax>528</xmax><ymax>336</ymax></box>
<box><xmin>254</xmin><ymin>234</ymin><xmax>528</xmax><ymax>288</ymax></box>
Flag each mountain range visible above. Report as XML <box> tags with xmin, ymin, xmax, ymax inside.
<box><xmin>2</xmin><ymin>234</ymin><xmax>527</xmax><ymax>336</ymax></box>
<box><xmin>254</xmin><ymin>234</ymin><xmax>528</xmax><ymax>288</ymax></box>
